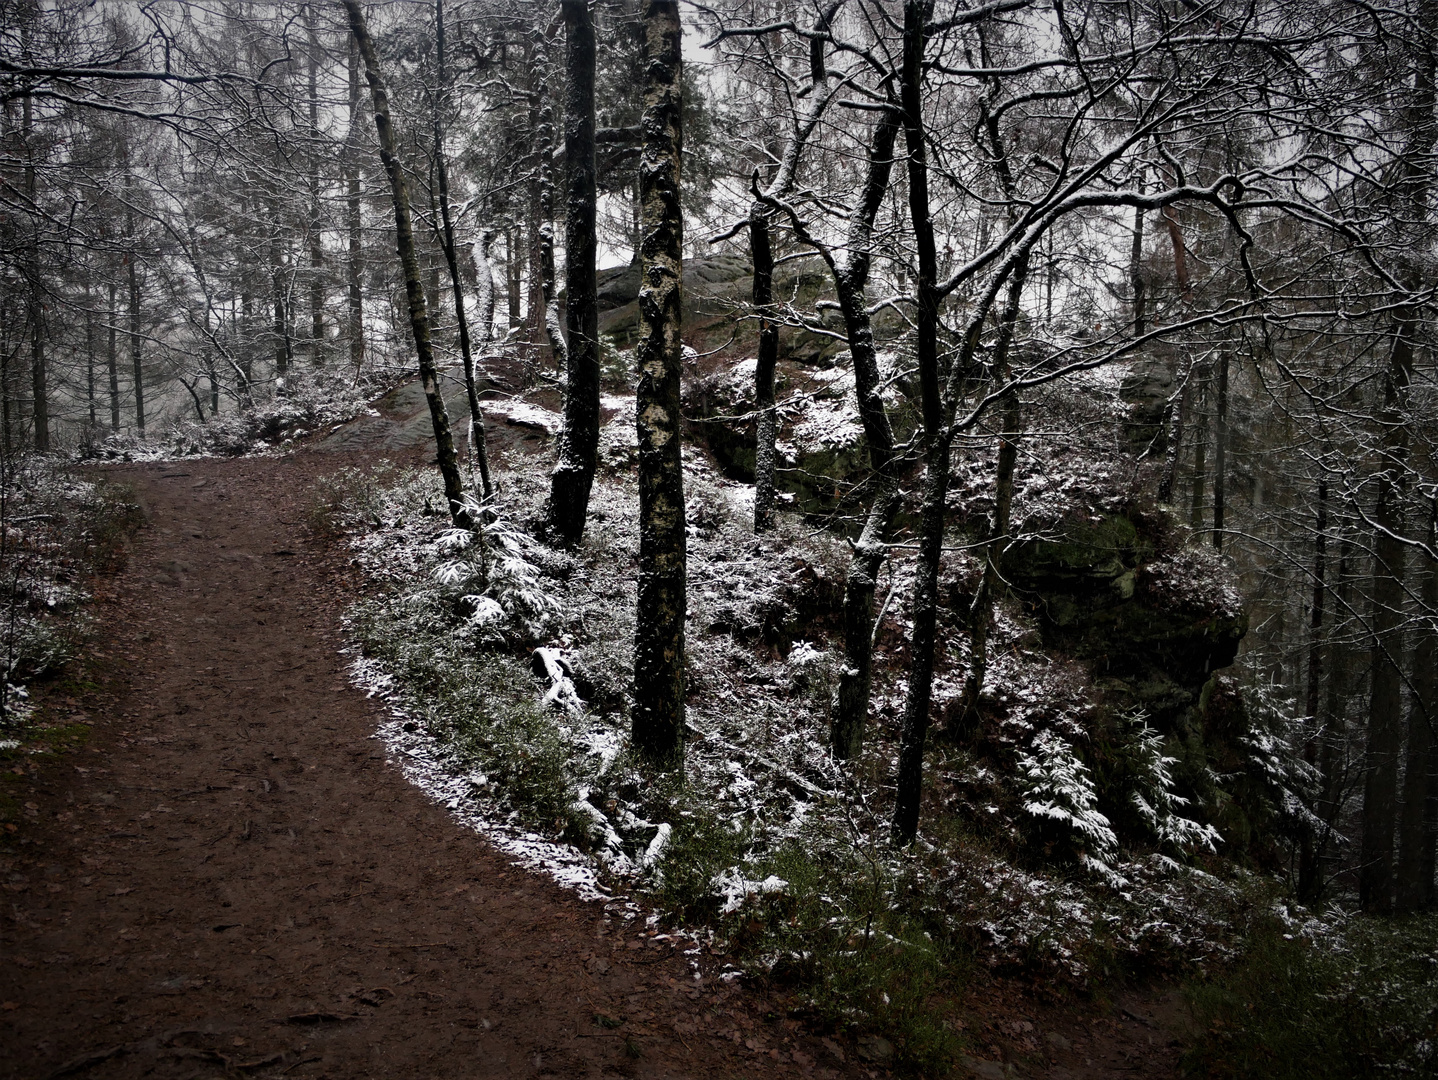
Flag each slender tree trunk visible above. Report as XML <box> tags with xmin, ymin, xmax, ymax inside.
<box><xmin>84</xmin><ymin>280</ymin><xmax>97</xmax><ymax>430</ymax></box>
<box><xmin>547</xmin><ymin>0</ymin><xmax>600</xmax><ymax>541</ymax></box>
<box><xmin>1157</xmin><ymin>350</ymin><xmax>1195</xmax><ymax>504</ymax></box>
<box><xmin>1297</xmin><ymin>475</ymin><xmax>1329</xmax><ymax>901</ymax></box>
<box><xmin>1130</xmin><ymin>202</ymin><xmax>1146</xmax><ymax>336</ymax></box>
<box><xmin>307</xmin><ymin>8</ymin><xmax>324</xmax><ymax>363</ymax></box>
<box><xmin>1360</xmin><ymin>316</ymin><xmax>1416</xmax><ymax>914</ymax></box>
<box><xmin>125</xmin><ymin>190</ymin><xmax>144</xmax><ymax>435</ymax></box>
<box><xmin>1211</xmin><ymin>349</ymin><xmax>1229</xmax><ymax>551</ymax></box>
<box><xmin>506</xmin><ymin>227</ymin><xmax>521</xmax><ymax>329</ymax></box>
<box><xmin>23</xmin><ymin>90</ymin><xmax>47</xmax><ymax>452</ymax></box>
<box><xmin>893</xmin><ymin>0</ymin><xmax>944</xmax><ymax>844</ymax></box>
<box><xmin>750</xmin><ymin>203</ymin><xmax>780</xmax><ymax>531</ymax></box>
<box><xmin>631</xmin><ymin>0</ymin><xmax>686</xmax><ymax>772</ymax></box>
<box><xmin>433</xmin><ymin>0</ymin><xmax>493</xmax><ymax>500</ymax></box>
<box><xmin>830</xmin><ymin>109</ymin><xmax>901</xmax><ymax>760</ymax></box>
<box><xmin>347</xmin><ymin>33</ymin><xmax>365</xmax><ymax>375</ymax></box>
<box><xmin>343</xmin><ymin>0</ymin><xmax>467</xmax><ymax>528</ymax></box>
<box><xmin>1190</xmin><ymin>369</ymin><xmax>1208</xmax><ymax>529</ymax></box>
<box><xmin>956</xmin><ymin>260</ymin><xmax>1030</xmax><ymax>734</ymax></box>
<box><xmin>1397</xmin><ymin>495</ymin><xmax>1437</xmax><ymax>910</ymax></box>
<box><xmin>269</xmin><ymin>201</ymin><xmax>292</xmax><ymax>386</ymax></box>
<box><xmin>107</xmin><ymin>281</ymin><xmax>120</xmax><ymax>431</ymax></box>
<box><xmin>473</xmin><ymin>232</ymin><xmax>496</xmax><ymax>345</ymax></box>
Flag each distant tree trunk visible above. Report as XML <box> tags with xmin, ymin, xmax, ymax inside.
<box><xmin>125</xmin><ymin>189</ymin><xmax>144</xmax><ymax>435</ymax></box>
<box><xmin>307</xmin><ymin>8</ymin><xmax>324</xmax><ymax>363</ymax></box>
<box><xmin>1211</xmin><ymin>349</ymin><xmax>1229</xmax><ymax>550</ymax></box>
<box><xmin>1297</xmin><ymin>475</ymin><xmax>1329</xmax><ymax>902</ymax></box>
<box><xmin>829</xmin><ymin>108</ymin><xmax>901</xmax><ymax>760</ymax></box>
<box><xmin>269</xmin><ymin>200</ymin><xmax>292</xmax><ymax>386</ymax></box>
<box><xmin>1360</xmin><ymin>315</ymin><xmax>1416</xmax><ymax>915</ymax></box>
<box><xmin>956</xmin><ymin>259</ymin><xmax>1030</xmax><ymax>734</ymax></box>
<box><xmin>1157</xmin><ymin>350</ymin><xmax>1194</xmax><ymax>504</ymax></box>
<box><xmin>893</xmin><ymin>0</ymin><xmax>944</xmax><ymax>844</ymax></box>
<box><xmin>1189</xmin><ymin>368</ymin><xmax>1208</xmax><ymax>529</ymax></box>
<box><xmin>506</xmin><ymin>227</ymin><xmax>522</xmax><ymax>329</ymax></box>
<box><xmin>1130</xmin><ymin>202</ymin><xmax>1146</xmax><ymax>336</ymax></box>
<box><xmin>344</xmin><ymin>0</ymin><xmax>468</xmax><ymax>529</ymax></box>
<box><xmin>433</xmin><ymin>0</ymin><xmax>492</xmax><ymax>500</ymax></box>
<box><xmin>749</xmin><ymin>202</ymin><xmax>780</xmax><ymax>532</ymax></box>
<box><xmin>631</xmin><ymin>0</ymin><xmax>686</xmax><ymax>772</ymax></box>
<box><xmin>473</xmin><ymin>232</ymin><xmax>496</xmax><ymax>345</ymax></box>
<box><xmin>547</xmin><ymin>0</ymin><xmax>600</xmax><ymax>542</ymax></box>
<box><xmin>107</xmin><ymin>280</ymin><xmax>120</xmax><ymax>431</ymax></box>
<box><xmin>1397</xmin><ymin>494</ymin><xmax>1437</xmax><ymax>911</ymax></box>
<box><xmin>346</xmin><ymin>32</ymin><xmax>365</xmax><ymax>374</ymax></box>
<box><xmin>23</xmin><ymin>90</ymin><xmax>47</xmax><ymax>452</ymax></box>
<box><xmin>83</xmin><ymin>279</ymin><xmax>96</xmax><ymax>430</ymax></box>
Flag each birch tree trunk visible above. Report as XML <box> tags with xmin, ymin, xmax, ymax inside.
<box><xmin>631</xmin><ymin>0</ymin><xmax>686</xmax><ymax>772</ymax></box>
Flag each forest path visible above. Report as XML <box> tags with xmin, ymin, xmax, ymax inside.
<box><xmin>0</xmin><ymin>453</ymin><xmax>848</xmax><ymax>1080</ymax></box>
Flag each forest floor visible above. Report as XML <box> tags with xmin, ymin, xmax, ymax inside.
<box><xmin>0</xmin><ymin>402</ymin><xmax>1189</xmax><ymax>1078</ymax></box>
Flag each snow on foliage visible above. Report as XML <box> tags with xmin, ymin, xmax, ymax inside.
<box><xmin>1018</xmin><ymin>730</ymin><xmax>1118</xmax><ymax>857</ymax></box>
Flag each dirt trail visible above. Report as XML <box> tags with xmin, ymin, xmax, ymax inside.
<box><xmin>1</xmin><ymin>446</ymin><xmax>1185</xmax><ymax>1080</ymax></box>
<box><xmin>0</xmin><ymin>454</ymin><xmax>853</xmax><ymax>1080</ymax></box>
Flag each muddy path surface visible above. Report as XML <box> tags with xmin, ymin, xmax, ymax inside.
<box><xmin>0</xmin><ymin>454</ymin><xmax>861</xmax><ymax>1080</ymax></box>
<box><xmin>1</xmin><ymin>443</ymin><xmax>1184</xmax><ymax>1080</ymax></box>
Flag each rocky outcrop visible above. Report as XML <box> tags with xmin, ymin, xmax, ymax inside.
<box><xmin>1005</xmin><ymin>512</ymin><xmax>1247</xmax><ymax>730</ymax></box>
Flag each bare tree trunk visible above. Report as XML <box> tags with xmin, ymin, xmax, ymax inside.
<box><xmin>956</xmin><ymin>260</ymin><xmax>1030</xmax><ymax>734</ymax></box>
<box><xmin>346</xmin><ymin>33</ymin><xmax>365</xmax><ymax>375</ymax></box>
<box><xmin>1157</xmin><ymin>350</ymin><xmax>1195</xmax><ymax>504</ymax></box>
<box><xmin>1189</xmin><ymin>367</ymin><xmax>1207</xmax><ymax>529</ymax></box>
<box><xmin>1297</xmin><ymin>475</ymin><xmax>1329</xmax><ymax>902</ymax></box>
<box><xmin>1397</xmin><ymin>495</ymin><xmax>1437</xmax><ymax>910</ymax></box>
<box><xmin>506</xmin><ymin>227</ymin><xmax>521</xmax><ymax>329</ymax></box>
<box><xmin>107</xmin><ymin>280</ymin><xmax>120</xmax><ymax>431</ymax></box>
<box><xmin>307</xmin><ymin>6</ymin><xmax>324</xmax><ymax>364</ymax></box>
<box><xmin>1360</xmin><ymin>316</ymin><xmax>1415</xmax><ymax>914</ymax></box>
<box><xmin>749</xmin><ymin>203</ymin><xmax>780</xmax><ymax>532</ymax></box>
<box><xmin>343</xmin><ymin>0</ymin><xmax>468</xmax><ymax>528</ymax></box>
<box><xmin>23</xmin><ymin>89</ymin><xmax>47</xmax><ymax>451</ymax></box>
<box><xmin>1130</xmin><ymin>200</ymin><xmax>1146</xmax><ymax>336</ymax></box>
<box><xmin>433</xmin><ymin>0</ymin><xmax>492</xmax><ymax>500</ymax></box>
<box><xmin>125</xmin><ymin>190</ymin><xmax>144</xmax><ymax>435</ymax></box>
<box><xmin>546</xmin><ymin>0</ymin><xmax>600</xmax><ymax>542</ymax></box>
<box><xmin>1211</xmin><ymin>349</ymin><xmax>1229</xmax><ymax>550</ymax></box>
<box><xmin>631</xmin><ymin>0</ymin><xmax>686</xmax><ymax>772</ymax></box>
<box><xmin>829</xmin><ymin>108</ymin><xmax>901</xmax><ymax>760</ymax></box>
<box><xmin>269</xmin><ymin>199</ymin><xmax>292</xmax><ymax>387</ymax></box>
<box><xmin>84</xmin><ymin>279</ymin><xmax>96</xmax><ymax>430</ymax></box>
<box><xmin>893</xmin><ymin>0</ymin><xmax>944</xmax><ymax>844</ymax></box>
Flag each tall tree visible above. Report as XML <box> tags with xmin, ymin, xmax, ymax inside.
<box><xmin>631</xmin><ymin>0</ymin><xmax>686</xmax><ymax>772</ymax></box>
<box><xmin>343</xmin><ymin>0</ymin><xmax>468</xmax><ymax>528</ymax></box>
<box><xmin>546</xmin><ymin>0</ymin><xmax>600</xmax><ymax>542</ymax></box>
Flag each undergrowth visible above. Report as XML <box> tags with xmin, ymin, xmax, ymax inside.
<box><xmin>1183</xmin><ymin>914</ymin><xmax>1438</xmax><ymax>1080</ymax></box>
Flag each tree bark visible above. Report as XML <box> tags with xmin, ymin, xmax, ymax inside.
<box><xmin>346</xmin><ymin>32</ymin><xmax>365</xmax><ymax>374</ymax></box>
<box><xmin>1211</xmin><ymin>349</ymin><xmax>1229</xmax><ymax>550</ymax></box>
<box><xmin>546</xmin><ymin>0</ymin><xmax>600</xmax><ymax>542</ymax></box>
<box><xmin>343</xmin><ymin>0</ymin><xmax>468</xmax><ymax>529</ymax></box>
<box><xmin>84</xmin><ymin>279</ymin><xmax>96</xmax><ymax>430</ymax></box>
<box><xmin>107</xmin><ymin>280</ymin><xmax>120</xmax><ymax>431</ymax></box>
<box><xmin>307</xmin><ymin>7</ymin><xmax>324</xmax><ymax>363</ymax></box>
<box><xmin>1130</xmin><ymin>201</ymin><xmax>1146</xmax><ymax>336</ymax></box>
<box><xmin>749</xmin><ymin>202</ymin><xmax>780</xmax><ymax>531</ymax></box>
<box><xmin>433</xmin><ymin>0</ymin><xmax>493</xmax><ymax>500</ymax></box>
<box><xmin>125</xmin><ymin>188</ymin><xmax>144</xmax><ymax>435</ymax></box>
<box><xmin>631</xmin><ymin>0</ymin><xmax>686</xmax><ymax>772</ymax></box>
<box><xmin>1397</xmin><ymin>495</ymin><xmax>1437</xmax><ymax>911</ymax></box>
<box><xmin>23</xmin><ymin>88</ymin><xmax>47</xmax><ymax>451</ymax></box>
<box><xmin>893</xmin><ymin>0</ymin><xmax>944</xmax><ymax>845</ymax></box>
<box><xmin>1297</xmin><ymin>475</ymin><xmax>1329</xmax><ymax>902</ymax></box>
<box><xmin>1360</xmin><ymin>315</ymin><xmax>1415</xmax><ymax>914</ymax></box>
<box><xmin>955</xmin><ymin>258</ymin><xmax>1030</xmax><ymax>735</ymax></box>
<box><xmin>829</xmin><ymin>108</ymin><xmax>901</xmax><ymax>760</ymax></box>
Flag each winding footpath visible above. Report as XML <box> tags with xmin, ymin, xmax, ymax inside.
<box><xmin>0</xmin><ymin>454</ymin><xmax>841</xmax><ymax>1080</ymax></box>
